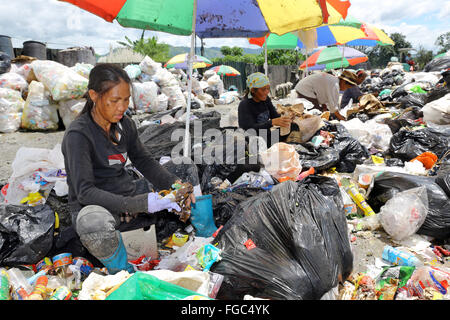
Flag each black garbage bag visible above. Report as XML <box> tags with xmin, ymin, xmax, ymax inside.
<box><xmin>436</xmin><ymin>152</ymin><xmax>450</xmax><ymax>197</ymax></box>
<box><xmin>368</xmin><ymin>172</ymin><xmax>450</xmax><ymax>240</ymax></box>
<box><xmin>384</xmin><ymin>117</ymin><xmax>421</xmax><ymax>135</ymax></box>
<box><xmin>197</xmin><ymin>130</ymin><xmax>263</xmax><ymax>193</ymax></box>
<box><xmin>296</xmin><ymin>144</ymin><xmax>340</xmax><ymax>172</ymax></box>
<box><xmin>0</xmin><ymin>52</ymin><xmax>11</xmax><ymax>74</ymax></box>
<box><xmin>426</xmin><ymin>85</ymin><xmax>450</xmax><ymax>104</ymax></box>
<box><xmin>161</xmin><ymin>156</ymin><xmax>201</xmax><ymax>187</ymax></box>
<box><xmin>210</xmin><ymin>187</ymin><xmax>266</xmax><ymax>227</ymax></box>
<box><xmin>139</xmin><ymin>115</ymin><xmax>221</xmax><ymax>160</ymax></box>
<box><xmin>332</xmin><ymin>136</ymin><xmax>370</xmax><ymax>173</ymax></box>
<box><xmin>211</xmin><ymin>177</ymin><xmax>353</xmax><ymax>300</ymax></box>
<box><xmin>0</xmin><ymin>204</ymin><xmax>55</xmax><ymax>266</ymax></box>
<box><xmin>396</xmin><ymin>93</ymin><xmax>427</xmax><ymax>108</ymax></box>
<box><xmin>49</xmin><ymin>225</ymin><xmax>103</xmax><ymax>268</ymax></box>
<box><xmin>297</xmin><ymin>122</ymin><xmax>368</xmax><ymax>173</ymax></box>
<box><xmin>389</xmin><ymin>127</ymin><xmax>450</xmax><ymax>161</ymax></box>
<box><xmin>424</xmin><ymin>57</ymin><xmax>450</xmax><ymax>72</ymax></box>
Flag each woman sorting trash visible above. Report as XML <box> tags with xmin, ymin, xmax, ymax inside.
<box><xmin>61</xmin><ymin>63</ymin><xmax>195</xmax><ymax>274</ymax></box>
<box><xmin>238</xmin><ymin>72</ymin><xmax>293</xmax><ymax>147</ymax></box>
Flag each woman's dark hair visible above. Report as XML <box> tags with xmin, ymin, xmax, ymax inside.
<box><xmin>81</xmin><ymin>63</ymin><xmax>131</xmax><ymax>144</ymax></box>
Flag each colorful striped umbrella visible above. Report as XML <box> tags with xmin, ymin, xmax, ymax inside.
<box><xmin>249</xmin><ymin>25</ymin><xmax>367</xmax><ymax>49</ymax></box>
<box><xmin>164</xmin><ymin>53</ymin><xmax>212</xmax><ymax>69</ymax></box>
<box><xmin>300</xmin><ymin>46</ymin><xmax>368</xmax><ymax>70</ymax></box>
<box><xmin>346</xmin><ymin>23</ymin><xmax>395</xmax><ymax>47</ymax></box>
<box><xmin>208</xmin><ymin>65</ymin><xmax>241</xmax><ymax>76</ymax></box>
<box><xmin>59</xmin><ymin>0</ymin><xmax>350</xmax><ymax>38</ymax></box>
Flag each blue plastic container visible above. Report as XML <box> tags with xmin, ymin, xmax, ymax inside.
<box><xmin>190</xmin><ymin>194</ymin><xmax>217</xmax><ymax>237</ymax></box>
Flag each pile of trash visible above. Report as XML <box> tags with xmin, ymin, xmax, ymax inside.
<box><xmin>0</xmin><ymin>54</ymin><xmax>237</xmax><ymax>134</ymax></box>
<box><xmin>0</xmin><ymin>58</ymin><xmax>450</xmax><ymax>300</ymax></box>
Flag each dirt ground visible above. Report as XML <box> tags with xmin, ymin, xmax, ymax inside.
<box><xmin>1</xmin><ymin>105</ymin><xmax>447</xmax><ymax>277</ymax></box>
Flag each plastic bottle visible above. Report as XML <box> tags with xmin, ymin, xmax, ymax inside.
<box><xmin>382</xmin><ymin>246</ymin><xmax>423</xmax><ymax>267</ymax></box>
<box><xmin>26</xmin><ymin>275</ymin><xmax>48</xmax><ymax>300</ymax></box>
<box><xmin>7</xmin><ymin>268</ymin><xmax>33</xmax><ymax>300</ymax></box>
<box><xmin>341</xmin><ymin>178</ymin><xmax>375</xmax><ymax>216</ymax></box>
<box><xmin>0</xmin><ymin>268</ymin><xmax>10</xmax><ymax>300</ymax></box>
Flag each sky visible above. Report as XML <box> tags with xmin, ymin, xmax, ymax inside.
<box><xmin>1</xmin><ymin>0</ymin><xmax>449</xmax><ymax>56</ymax></box>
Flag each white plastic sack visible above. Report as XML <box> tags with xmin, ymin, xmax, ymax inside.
<box><xmin>21</xmin><ymin>81</ymin><xmax>59</xmax><ymax>131</ymax></box>
<box><xmin>402</xmin><ymin>72</ymin><xmax>441</xmax><ymax>86</ymax></box>
<box><xmin>197</xmin><ymin>93</ymin><xmax>214</xmax><ymax>107</ymax></box>
<box><xmin>155</xmin><ymin>94</ymin><xmax>169</xmax><ymax>112</ymax></box>
<box><xmin>132</xmin><ymin>81</ymin><xmax>158</xmax><ymax>113</ymax></box>
<box><xmin>0</xmin><ymin>88</ymin><xmax>25</xmax><ymax>133</ymax></box>
<box><xmin>70</xmin><ymin>63</ymin><xmax>94</xmax><ymax>79</ymax></box>
<box><xmin>207</xmin><ymin>74</ymin><xmax>224</xmax><ymax>95</ymax></box>
<box><xmin>161</xmin><ymin>85</ymin><xmax>186</xmax><ymax>108</ymax></box>
<box><xmin>152</xmin><ymin>68</ymin><xmax>178</xmax><ymax>87</ymax></box>
<box><xmin>341</xmin><ymin>118</ymin><xmax>393</xmax><ymax>151</ymax></box>
<box><xmin>11</xmin><ymin>63</ymin><xmax>33</xmax><ymax>81</ymax></box>
<box><xmin>0</xmin><ymin>72</ymin><xmax>28</xmax><ymax>92</ymax></box>
<box><xmin>31</xmin><ymin>60</ymin><xmax>88</xmax><ymax>101</ymax></box>
<box><xmin>259</xmin><ymin>142</ymin><xmax>302</xmax><ymax>180</ymax></box>
<box><xmin>422</xmin><ymin>93</ymin><xmax>450</xmax><ymax>125</ymax></box>
<box><xmin>59</xmin><ymin>99</ymin><xmax>86</xmax><ymax>128</ymax></box>
<box><xmin>293</xmin><ymin>115</ymin><xmax>324</xmax><ymax>143</ymax></box>
<box><xmin>379</xmin><ymin>186</ymin><xmax>428</xmax><ymax>241</ymax></box>
<box><xmin>124</xmin><ymin>64</ymin><xmax>141</xmax><ymax>80</ymax></box>
<box><xmin>139</xmin><ymin>56</ymin><xmax>162</xmax><ymax>76</ymax></box>
<box><xmin>5</xmin><ymin>144</ymin><xmax>67</xmax><ymax>205</ymax></box>
<box><xmin>78</xmin><ymin>271</ymin><xmax>131</xmax><ymax>300</ymax></box>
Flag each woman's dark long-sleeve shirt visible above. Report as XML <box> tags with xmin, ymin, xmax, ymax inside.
<box><xmin>61</xmin><ymin>112</ymin><xmax>178</xmax><ymax>220</ymax></box>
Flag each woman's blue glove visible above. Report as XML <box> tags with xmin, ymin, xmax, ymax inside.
<box><xmin>147</xmin><ymin>192</ymin><xmax>181</xmax><ymax>214</ymax></box>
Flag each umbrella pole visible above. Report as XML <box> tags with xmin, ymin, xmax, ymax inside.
<box><xmin>264</xmin><ymin>39</ymin><xmax>268</xmax><ymax>76</ymax></box>
<box><xmin>341</xmin><ymin>45</ymin><xmax>345</xmax><ymax>71</ymax></box>
<box><xmin>303</xmin><ymin>50</ymin><xmax>308</xmax><ymax>79</ymax></box>
<box><xmin>183</xmin><ymin>0</ymin><xmax>197</xmax><ymax>158</ymax></box>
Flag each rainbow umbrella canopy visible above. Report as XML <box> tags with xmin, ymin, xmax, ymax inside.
<box><xmin>164</xmin><ymin>53</ymin><xmax>212</xmax><ymax>69</ymax></box>
<box><xmin>300</xmin><ymin>46</ymin><xmax>368</xmax><ymax>70</ymax></box>
<box><xmin>249</xmin><ymin>25</ymin><xmax>367</xmax><ymax>50</ymax></box>
<box><xmin>59</xmin><ymin>0</ymin><xmax>350</xmax><ymax>38</ymax></box>
<box><xmin>208</xmin><ymin>65</ymin><xmax>241</xmax><ymax>77</ymax></box>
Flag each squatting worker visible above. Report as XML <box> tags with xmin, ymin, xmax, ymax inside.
<box><xmin>238</xmin><ymin>72</ymin><xmax>292</xmax><ymax>146</ymax></box>
<box><xmin>61</xmin><ymin>63</ymin><xmax>195</xmax><ymax>275</ymax></box>
<box><xmin>294</xmin><ymin>70</ymin><xmax>359</xmax><ymax>121</ymax></box>
<box><xmin>340</xmin><ymin>70</ymin><xmax>367</xmax><ymax>109</ymax></box>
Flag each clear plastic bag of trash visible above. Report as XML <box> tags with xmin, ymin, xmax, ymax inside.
<box><xmin>259</xmin><ymin>142</ymin><xmax>302</xmax><ymax>181</ymax></box>
<box><xmin>132</xmin><ymin>81</ymin><xmax>158</xmax><ymax>113</ymax></box>
<box><xmin>0</xmin><ymin>72</ymin><xmax>28</xmax><ymax>92</ymax></box>
<box><xmin>58</xmin><ymin>99</ymin><xmax>85</xmax><ymax>129</ymax></box>
<box><xmin>0</xmin><ymin>87</ymin><xmax>25</xmax><ymax>133</ymax></box>
<box><xmin>379</xmin><ymin>186</ymin><xmax>429</xmax><ymax>241</ymax></box>
<box><xmin>31</xmin><ymin>60</ymin><xmax>88</xmax><ymax>101</ymax></box>
<box><xmin>139</xmin><ymin>56</ymin><xmax>162</xmax><ymax>77</ymax></box>
<box><xmin>21</xmin><ymin>81</ymin><xmax>59</xmax><ymax>131</ymax></box>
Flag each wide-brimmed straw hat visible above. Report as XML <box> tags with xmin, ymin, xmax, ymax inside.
<box><xmin>338</xmin><ymin>70</ymin><xmax>358</xmax><ymax>86</ymax></box>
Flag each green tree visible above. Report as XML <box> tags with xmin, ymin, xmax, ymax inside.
<box><xmin>220</xmin><ymin>46</ymin><xmax>244</xmax><ymax>57</ymax></box>
<box><xmin>435</xmin><ymin>32</ymin><xmax>450</xmax><ymax>54</ymax></box>
<box><xmin>415</xmin><ymin>45</ymin><xmax>434</xmax><ymax>70</ymax></box>
<box><xmin>363</xmin><ymin>32</ymin><xmax>412</xmax><ymax>68</ymax></box>
<box><xmin>117</xmin><ymin>31</ymin><xmax>170</xmax><ymax>63</ymax></box>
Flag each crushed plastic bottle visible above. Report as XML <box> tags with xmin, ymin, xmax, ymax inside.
<box><xmin>382</xmin><ymin>246</ymin><xmax>423</xmax><ymax>267</ymax></box>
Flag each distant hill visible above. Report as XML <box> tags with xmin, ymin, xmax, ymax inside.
<box><xmin>96</xmin><ymin>45</ymin><xmax>263</xmax><ymax>63</ymax></box>
<box><xmin>169</xmin><ymin>46</ymin><xmax>262</xmax><ymax>58</ymax></box>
